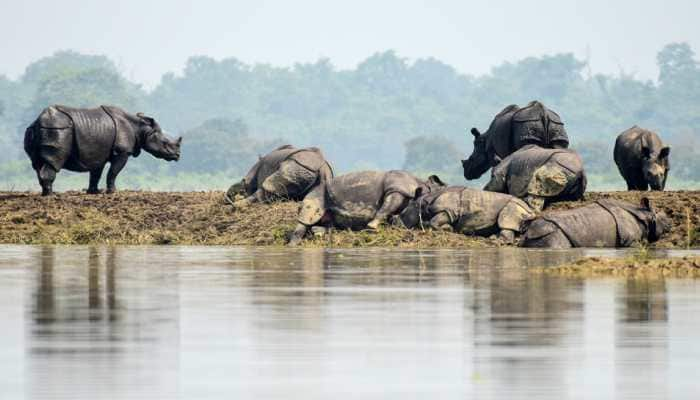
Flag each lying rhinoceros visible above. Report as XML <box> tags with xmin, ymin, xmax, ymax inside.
<box><xmin>226</xmin><ymin>145</ymin><xmax>333</xmax><ymax>208</ymax></box>
<box><xmin>520</xmin><ymin>198</ymin><xmax>671</xmax><ymax>248</ymax></box>
<box><xmin>614</xmin><ymin>126</ymin><xmax>670</xmax><ymax>191</ymax></box>
<box><xmin>24</xmin><ymin>105</ymin><xmax>181</xmax><ymax>195</ymax></box>
<box><xmin>484</xmin><ymin>144</ymin><xmax>587</xmax><ymax>211</ymax></box>
<box><xmin>288</xmin><ymin>171</ymin><xmax>446</xmax><ymax>245</ymax></box>
<box><xmin>397</xmin><ymin>186</ymin><xmax>536</xmax><ymax>243</ymax></box>
<box><xmin>462</xmin><ymin>101</ymin><xmax>569</xmax><ymax>180</ymax></box>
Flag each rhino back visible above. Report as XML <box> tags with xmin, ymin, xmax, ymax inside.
<box><xmin>290</xmin><ymin>148</ymin><xmax>332</xmax><ymax>173</ymax></box>
<box><xmin>497</xmin><ymin>146</ymin><xmax>584</xmax><ymax>199</ymax></box>
<box><xmin>485</xmin><ymin>104</ymin><xmax>520</xmax><ymax>158</ymax></box>
<box><xmin>596</xmin><ymin>200</ymin><xmax>649</xmax><ymax>246</ymax></box>
<box><xmin>511</xmin><ymin>102</ymin><xmax>569</xmax><ymax>149</ymax></box>
<box><xmin>56</xmin><ymin>106</ymin><xmax>116</xmax><ymax>170</ymax></box>
<box><xmin>539</xmin><ymin>203</ymin><xmax>619</xmax><ymax>247</ymax></box>
<box><xmin>433</xmin><ymin>187</ymin><xmax>511</xmax><ymax>233</ymax></box>
<box><xmin>255</xmin><ymin>146</ymin><xmax>299</xmax><ymax>184</ymax></box>
<box><xmin>326</xmin><ymin>171</ymin><xmax>387</xmax><ymax>225</ymax></box>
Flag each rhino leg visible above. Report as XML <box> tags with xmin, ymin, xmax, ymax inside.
<box><xmin>525</xmin><ymin>195</ymin><xmax>546</xmax><ymax>212</ymax></box>
<box><xmin>521</xmin><ymin>229</ymin><xmax>572</xmax><ymax>248</ymax></box>
<box><xmin>288</xmin><ymin>186</ymin><xmax>326</xmax><ymax>246</ymax></box>
<box><xmin>499</xmin><ymin>229</ymin><xmax>515</xmax><ymax>244</ymax></box>
<box><xmin>367</xmin><ymin>192</ymin><xmax>408</xmax><ymax>230</ymax></box>
<box><xmin>429</xmin><ymin>212</ymin><xmax>454</xmax><ymax>232</ymax></box>
<box><xmin>106</xmin><ymin>153</ymin><xmax>129</xmax><ymax>194</ymax></box>
<box><xmin>288</xmin><ymin>223</ymin><xmax>308</xmax><ymax>246</ymax></box>
<box><xmin>233</xmin><ymin>190</ymin><xmax>262</xmax><ymax>209</ymax></box>
<box><xmin>628</xmin><ymin>180</ymin><xmax>649</xmax><ymax>191</ymax></box>
<box><xmin>37</xmin><ymin>164</ymin><xmax>57</xmax><ymax>196</ymax></box>
<box><xmin>526</xmin><ymin>164</ymin><xmax>571</xmax><ymax>209</ymax></box>
<box><xmin>87</xmin><ymin>165</ymin><xmax>105</xmax><ymax>194</ymax></box>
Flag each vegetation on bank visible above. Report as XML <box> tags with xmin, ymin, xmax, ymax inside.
<box><xmin>532</xmin><ymin>256</ymin><xmax>700</xmax><ymax>278</ymax></box>
<box><xmin>1</xmin><ymin>190</ymin><xmax>698</xmax><ymax>248</ymax></box>
<box><xmin>1</xmin><ymin>43</ymin><xmax>700</xmax><ymax>191</ymax></box>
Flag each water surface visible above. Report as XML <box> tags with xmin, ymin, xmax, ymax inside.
<box><xmin>0</xmin><ymin>245</ymin><xmax>698</xmax><ymax>399</ymax></box>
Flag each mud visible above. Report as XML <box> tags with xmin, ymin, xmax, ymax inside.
<box><xmin>0</xmin><ymin>190</ymin><xmax>698</xmax><ymax>247</ymax></box>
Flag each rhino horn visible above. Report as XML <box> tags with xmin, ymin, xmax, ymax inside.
<box><xmin>470</xmin><ymin>128</ymin><xmax>481</xmax><ymax>138</ymax></box>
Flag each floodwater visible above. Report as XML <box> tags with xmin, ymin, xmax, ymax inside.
<box><xmin>0</xmin><ymin>246</ymin><xmax>699</xmax><ymax>399</ymax></box>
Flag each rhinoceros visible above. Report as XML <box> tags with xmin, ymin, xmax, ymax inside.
<box><xmin>462</xmin><ymin>101</ymin><xmax>569</xmax><ymax>180</ymax></box>
<box><xmin>24</xmin><ymin>105</ymin><xmax>181</xmax><ymax>195</ymax></box>
<box><xmin>520</xmin><ymin>198</ymin><xmax>671</xmax><ymax>248</ymax></box>
<box><xmin>614</xmin><ymin>126</ymin><xmax>670</xmax><ymax>191</ymax></box>
<box><xmin>288</xmin><ymin>171</ymin><xmax>446</xmax><ymax>245</ymax></box>
<box><xmin>226</xmin><ymin>145</ymin><xmax>333</xmax><ymax>208</ymax></box>
<box><xmin>397</xmin><ymin>186</ymin><xmax>536</xmax><ymax>243</ymax></box>
<box><xmin>484</xmin><ymin>144</ymin><xmax>587</xmax><ymax>211</ymax></box>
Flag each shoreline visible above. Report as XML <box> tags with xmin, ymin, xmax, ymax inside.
<box><xmin>1</xmin><ymin>190</ymin><xmax>698</xmax><ymax>248</ymax></box>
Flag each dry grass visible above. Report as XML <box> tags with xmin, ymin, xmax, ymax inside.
<box><xmin>0</xmin><ymin>191</ymin><xmax>494</xmax><ymax>247</ymax></box>
<box><xmin>1</xmin><ymin>190</ymin><xmax>699</xmax><ymax>247</ymax></box>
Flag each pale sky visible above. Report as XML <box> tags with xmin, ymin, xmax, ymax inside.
<box><xmin>1</xmin><ymin>0</ymin><xmax>698</xmax><ymax>88</ymax></box>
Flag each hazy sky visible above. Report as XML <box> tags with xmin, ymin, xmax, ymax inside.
<box><xmin>2</xmin><ymin>0</ymin><xmax>698</xmax><ymax>88</ymax></box>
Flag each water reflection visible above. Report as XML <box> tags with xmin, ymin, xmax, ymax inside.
<box><xmin>0</xmin><ymin>245</ymin><xmax>696</xmax><ymax>399</ymax></box>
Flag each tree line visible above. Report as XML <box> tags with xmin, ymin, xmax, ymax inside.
<box><xmin>0</xmin><ymin>43</ymin><xmax>698</xmax><ymax>190</ymax></box>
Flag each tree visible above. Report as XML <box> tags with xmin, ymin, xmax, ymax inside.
<box><xmin>657</xmin><ymin>43</ymin><xmax>698</xmax><ymax>86</ymax></box>
<box><xmin>403</xmin><ymin>135</ymin><xmax>463</xmax><ymax>178</ymax></box>
<box><xmin>173</xmin><ymin>118</ymin><xmax>283</xmax><ymax>176</ymax></box>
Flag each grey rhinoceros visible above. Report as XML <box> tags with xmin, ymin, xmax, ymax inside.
<box><xmin>462</xmin><ymin>101</ymin><xmax>569</xmax><ymax>180</ymax></box>
<box><xmin>288</xmin><ymin>171</ymin><xmax>446</xmax><ymax>245</ymax></box>
<box><xmin>397</xmin><ymin>186</ymin><xmax>536</xmax><ymax>243</ymax></box>
<box><xmin>24</xmin><ymin>105</ymin><xmax>181</xmax><ymax>195</ymax></box>
<box><xmin>226</xmin><ymin>145</ymin><xmax>333</xmax><ymax>208</ymax></box>
<box><xmin>520</xmin><ymin>198</ymin><xmax>671</xmax><ymax>248</ymax></box>
<box><xmin>484</xmin><ymin>144</ymin><xmax>587</xmax><ymax>211</ymax></box>
<box><xmin>614</xmin><ymin>126</ymin><xmax>670</xmax><ymax>191</ymax></box>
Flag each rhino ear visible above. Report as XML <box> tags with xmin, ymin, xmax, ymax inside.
<box><xmin>641</xmin><ymin>146</ymin><xmax>652</xmax><ymax>159</ymax></box>
<box><xmin>640</xmin><ymin>197</ymin><xmax>652</xmax><ymax>210</ymax></box>
<box><xmin>427</xmin><ymin>175</ymin><xmax>446</xmax><ymax>187</ymax></box>
<box><xmin>413</xmin><ymin>187</ymin><xmax>424</xmax><ymax>200</ymax></box>
<box><xmin>470</xmin><ymin>128</ymin><xmax>481</xmax><ymax>138</ymax></box>
<box><xmin>137</xmin><ymin>112</ymin><xmax>156</xmax><ymax>127</ymax></box>
<box><xmin>659</xmin><ymin>146</ymin><xmax>670</xmax><ymax>159</ymax></box>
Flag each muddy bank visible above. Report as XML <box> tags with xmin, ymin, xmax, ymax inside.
<box><xmin>532</xmin><ymin>256</ymin><xmax>700</xmax><ymax>278</ymax></box>
<box><xmin>0</xmin><ymin>190</ymin><xmax>698</xmax><ymax>247</ymax></box>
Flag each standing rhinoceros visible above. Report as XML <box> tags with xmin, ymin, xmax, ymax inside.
<box><xmin>462</xmin><ymin>101</ymin><xmax>569</xmax><ymax>180</ymax></box>
<box><xmin>288</xmin><ymin>171</ymin><xmax>446</xmax><ymax>246</ymax></box>
<box><xmin>24</xmin><ymin>105</ymin><xmax>181</xmax><ymax>195</ymax></box>
<box><xmin>614</xmin><ymin>126</ymin><xmax>670</xmax><ymax>191</ymax></box>
<box><xmin>520</xmin><ymin>198</ymin><xmax>671</xmax><ymax>248</ymax></box>
<box><xmin>397</xmin><ymin>186</ymin><xmax>536</xmax><ymax>243</ymax></box>
<box><xmin>484</xmin><ymin>144</ymin><xmax>587</xmax><ymax>211</ymax></box>
<box><xmin>226</xmin><ymin>145</ymin><xmax>333</xmax><ymax>208</ymax></box>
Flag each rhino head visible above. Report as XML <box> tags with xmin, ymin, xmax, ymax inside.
<box><xmin>462</xmin><ymin>128</ymin><xmax>499</xmax><ymax>180</ymax></box>
<box><xmin>641</xmin><ymin>141</ymin><xmax>670</xmax><ymax>191</ymax></box>
<box><xmin>398</xmin><ymin>175</ymin><xmax>446</xmax><ymax>229</ymax></box>
<box><xmin>640</xmin><ymin>198</ymin><xmax>672</xmax><ymax>241</ymax></box>
<box><xmin>137</xmin><ymin>113</ymin><xmax>182</xmax><ymax>161</ymax></box>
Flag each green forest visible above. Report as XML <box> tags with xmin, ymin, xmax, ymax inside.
<box><xmin>1</xmin><ymin>43</ymin><xmax>699</xmax><ymax>191</ymax></box>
